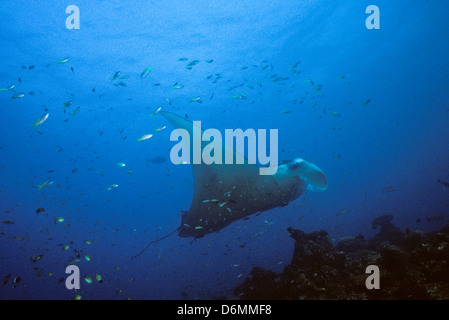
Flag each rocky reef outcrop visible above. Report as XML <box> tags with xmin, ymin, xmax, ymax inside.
<box><xmin>234</xmin><ymin>214</ymin><xmax>449</xmax><ymax>299</ymax></box>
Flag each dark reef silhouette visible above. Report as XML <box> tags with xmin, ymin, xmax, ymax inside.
<box><xmin>234</xmin><ymin>214</ymin><xmax>449</xmax><ymax>299</ymax></box>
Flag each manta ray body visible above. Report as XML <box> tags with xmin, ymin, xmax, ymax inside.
<box><xmin>132</xmin><ymin>111</ymin><xmax>327</xmax><ymax>258</ymax></box>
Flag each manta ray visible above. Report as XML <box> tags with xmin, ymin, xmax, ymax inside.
<box><xmin>132</xmin><ymin>111</ymin><xmax>327</xmax><ymax>258</ymax></box>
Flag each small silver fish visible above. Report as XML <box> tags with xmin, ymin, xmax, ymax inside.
<box><xmin>141</xmin><ymin>67</ymin><xmax>153</xmax><ymax>78</ymax></box>
<box><xmin>0</xmin><ymin>84</ymin><xmax>15</xmax><ymax>92</ymax></box>
<box><xmin>154</xmin><ymin>125</ymin><xmax>166</xmax><ymax>132</ymax></box>
<box><xmin>151</xmin><ymin>107</ymin><xmax>162</xmax><ymax>117</ymax></box>
<box><xmin>11</xmin><ymin>92</ymin><xmax>25</xmax><ymax>99</ymax></box>
<box><xmin>189</xmin><ymin>96</ymin><xmax>202</xmax><ymax>103</ymax></box>
<box><xmin>33</xmin><ymin>113</ymin><xmax>49</xmax><ymax>127</ymax></box>
<box><xmin>171</xmin><ymin>82</ymin><xmax>184</xmax><ymax>90</ymax></box>
<box><xmin>56</xmin><ymin>57</ymin><xmax>72</xmax><ymax>64</ymax></box>
<box><xmin>137</xmin><ymin>134</ymin><xmax>153</xmax><ymax>142</ymax></box>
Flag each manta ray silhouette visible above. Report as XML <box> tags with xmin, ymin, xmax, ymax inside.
<box><xmin>132</xmin><ymin>111</ymin><xmax>327</xmax><ymax>258</ymax></box>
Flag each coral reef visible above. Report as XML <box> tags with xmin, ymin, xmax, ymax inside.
<box><xmin>234</xmin><ymin>214</ymin><xmax>449</xmax><ymax>299</ymax></box>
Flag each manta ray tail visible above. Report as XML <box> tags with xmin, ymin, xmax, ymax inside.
<box><xmin>131</xmin><ymin>227</ymin><xmax>180</xmax><ymax>259</ymax></box>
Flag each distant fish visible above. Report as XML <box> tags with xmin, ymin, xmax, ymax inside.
<box><xmin>231</xmin><ymin>92</ymin><xmax>246</xmax><ymax>100</ymax></box>
<box><xmin>3</xmin><ymin>273</ymin><xmax>11</xmax><ymax>285</ymax></box>
<box><xmin>55</xmin><ymin>217</ymin><xmax>64</xmax><ymax>223</ymax></box>
<box><xmin>137</xmin><ymin>134</ymin><xmax>153</xmax><ymax>142</ymax></box>
<box><xmin>38</xmin><ymin>180</ymin><xmax>53</xmax><ymax>190</ymax></box>
<box><xmin>95</xmin><ymin>274</ymin><xmax>103</xmax><ymax>283</ymax></box>
<box><xmin>72</xmin><ymin>106</ymin><xmax>80</xmax><ymax>117</ymax></box>
<box><xmin>141</xmin><ymin>67</ymin><xmax>153</xmax><ymax>78</ymax></box>
<box><xmin>105</xmin><ymin>184</ymin><xmax>119</xmax><ymax>191</ymax></box>
<box><xmin>189</xmin><ymin>96</ymin><xmax>202</xmax><ymax>103</ymax></box>
<box><xmin>0</xmin><ymin>84</ymin><xmax>15</xmax><ymax>92</ymax></box>
<box><xmin>11</xmin><ymin>92</ymin><xmax>25</xmax><ymax>99</ymax></box>
<box><xmin>32</xmin><ymin>113</ymin><xmax>49</xmax><ymax>127</ymax></box>
<box><xmin>147</xmin><ymin>156</ymin><xmax>167</xmax><ymax>164</ymax></box>
<box><xmin>306</xmin><ymin>79</ymin><xmax>314</xmax><ymax>86</ymax></box>
<box><xmin>290</xmin><ymin>61</ymin><xmax>301</xmax><ymax>70</ymax></box>
<box><xmin>63</xmin><ymin>100</ymin><xmax>74</xmax><ymax>108</ymax></box>
<box><xmin>330</xmin><ymin>111</ymin><xmax>341</xmax><ymax>117</ymax></box>
<box><xmin>171</xmin><ymin>82</ymin><xmax>184</xmax><ymax>90</ymax></box>
<box><xmin>83</xmin><ymin>276</ymin><xmax>92</xmax><ymax>284</ymax></box>
<box><xmin>177</xmin><ymin>57</ymin><xmax>188</xmax><ymax>61</ymax></box>
<box><xmin>32</xmin><ymin>254</ymin><xmax>44</xmax><ymax>263</ymax></box>
<box><xmin>362</xmin><ymin>99</ymin><xmax>371</xmax><ymax>106</ymax></box>
<box><xmin>186</xmin><ymin>60</ymin><xmax>199</xmax><ymax>69</ymax></box>
<box><xmin>151</xmin><ymin>106</ymin><xmax>162</xmax><ymax>117</ymax></box>
<box><xmin>154</xmin><ymin>125</ymin><xmax>166</xmax><ymax>132</ymax></box>
<box><xmin>56</xmin><ymin>57</ymin><xmax>72</xmax><ymax>64</ymax></box>
<box><xmin>110</xmin><ymin>71</ymin><xmax>121</xmax><ymax>82</ymax></box>
<box><xmin>205</xmin><ymin>59</ymin><xmax>214</xmax><ymax>63</ymax></box>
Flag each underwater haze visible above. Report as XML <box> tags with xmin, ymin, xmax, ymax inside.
<box><xmin>1</xmin><ymin>0</ymin><xmax>449</xmax><ymax>300</ymax></box>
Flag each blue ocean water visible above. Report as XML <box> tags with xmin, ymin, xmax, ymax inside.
<box><xmin>0</xmin><ymin>0</ymin><xmax>448</xmax><ymax>300</ymax></box>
